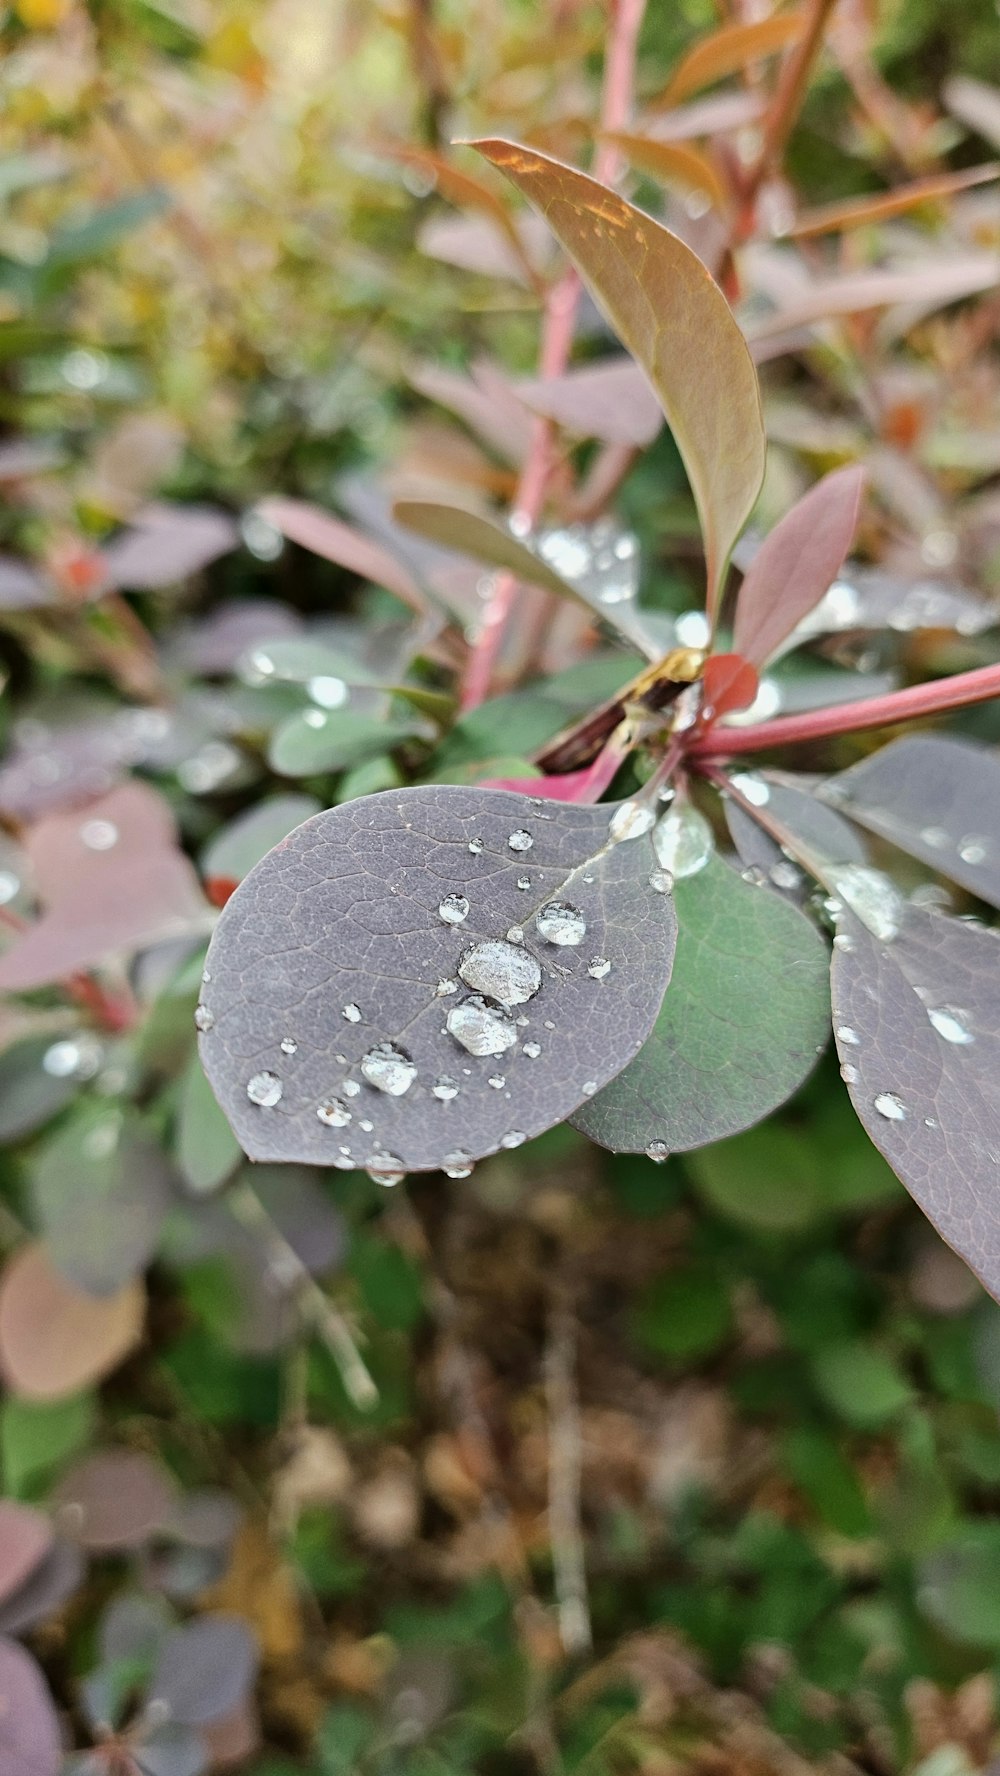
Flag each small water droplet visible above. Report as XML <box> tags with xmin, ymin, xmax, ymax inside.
<box><xmin>0</xmin><ymin>871</ymin><xmax>20</xmax><ymax>905</ymax></box>
<box><xmin>536</xmin><ymin>901</ymin><xmax>586</xmax><ymax>946</ymax></box>
<box><xmin>447</xmin><ymin>996</ymin><xmax>518</xmax><ymax>1057</ymax></box>
<box><xmin>43</xmin><ymin>1036</ymin><xmax>103</xmax><ymax>1081</ymax></box>
<box><xmin>361</xmin><ymin>1042</ymin><xmax>416</xmax><ymax>1096</ymax></box>
<box><xmin>432</xmin><ymin>1075</ymin><xmax>460</xmax><ymax>1101</ymax></box>
<box><xmin>435</xmin><ymin>978</ymin><xmax>458</xmax><ymax>997</ymax></box>
<box><xmin>874</xmin><ymin>1092</ymin><xmax>907</xmax><ymax>1122</ymax></box>
<box><xmin>506</xmin><ymin>925</ymin><xmax>525</xmax><ymax>945</ymax></box>
<box><xmin>742</xmin><ymin>866</ymin><xmax>767</xmax><ymax>888</ymax></box>
<box><xmin>587</xmin><ymin>956</ymin><xmax>611</xmax><ymax>980</ymax></box>
<box><xmin>730</xmin><ymin>772</ymin><xmax>770</xmax><ymax>807</ymax></box>
<box><xmin>582</xmin><ymin>1080</ymin><xmax>597</xmax><ymax>1096</ymax></box>
<box><xmin>920</xmin><ymin>825</ymin><xmax>949</xmax><ymax>850</ymax></box>
<box><xmin>80</xmin><ymin>818</ymin><xmax>119</xmax><ymax>851</ymax></box>
<box><xmin>609</xmin><ymin>800</ymin><xmax>655</xmax><ymax>841</ymax></box>
<box><xmin>645</xmin><ymin>1140</ymin><xmax>669</xmax><ymax>1163</ymax></box>
<box><xmin>827</xmin><ymin>864</ymin><xmax>903</xmax><ymax>943</ymax></box>
<box><xmin>443</xmin><ymin>1150</ymin><xmax>473</xmax><ymax>1179</ymax></box>
<box><xmin>342</xmin><ymin>1003</ymin><xmax>362</xmax><ymax>1023</ymax></box>
<box><xmin>332</xmin><ymin>1154</ymin><xmax>355</xmax><ymax>1171</ymax></box>
<box><xmin>508</xmin><ymin>829</ymin><xmax>533</xmax><ymax>852</ymax></box>
<box><xmin>840</xmin><ymin>1063</ymin><xmax>859</xmax><ymax>1083</ymax></box>
<box><xmin>343</xmin><ymin>1079</ymin><xmax>361</xmax><ymax>1097</ymax></box>
<box><xmin>500</xmin><ymin>1130</ymin><xmax>526</xmax><ymax>1149</ymax></box>
<box><xmin>280</xmin><ymin>1036</ymin><xmax>298</xmax><ymax>1055</ymax></box>
<box><xmin>769</xmin><ymin>860</ymin><xmax>803</xmax><ymax>891</ymax></box>
<box><xmin>468</xmin><ymin>837</ymin><xmax>484</xmax><ymax>855</ymax></box>
<box><xmin>247</xmin><ymin>1071</ymin><xmax>282</xmax><ymax>1108</ymax></box>
<box><xmin>359</xmin><ymin>1118</ymin><xmax>374</xmax><ymax>1132</ymax></box>
<box><xmin>517</xmin><ymin>875</ymin><xmax>531</xmax><ymax>891</ymax></box>
<box><xmin>837</xmin><ymin>1026</ymin><xmax>860</xmax><ymax>1046</ymax></box>
<box><xmin>927</xmin><ymin>1007</ymin><xmax>974</xmax><ymax>1045</ymax></box>
<box><xmin>368</xmin><ymin>1157</ymin><xmax>405</xmax><ymax>1187</ymax></box>
<box><xmin>438</xmin><ymin>893</ymin><xmax>470</xmax><ymax>926</ymax></box>
<box><xmin>653</xmin><ymin>805</ymin><xmax>714</xmax><ymax>878</ymax></box>
<box><xmin>833</xmin><ymin>932</ymin><xmax>854</xmax><ymax>952</ymax></box>
<box><xmin>959</xmin><ymin>835</ymin><xmax>989</xmax><ymax>865</ymax></box>
<box><xmin>303</xmin><ymin>708</ymin><xmax>327</xmax><ymax>730</ymax></box>
<box><xmin>308</xmin><ymin>675</ymin><xmax>348</xmax><ymax>709</ymax></box>
<box><xmin>488</xmin><ymin>1073</ymin><xmax>506</xmax><ymax>1089</ymax></box>
<box><xmin>458</xmin><ymin>939</ymin><xmax>541</xmax><ymax>1006</ymax></box>
<box><xmin>925</xmin><ymin>1117</ymin><xmax>939</xmax><ymax>1129</ymax></box>
<box><xmin>522</xmin><ymin>1040</ymin><xmax>541</xmax><ymax>1059</ymax></box>
<box><xmin>649</xmin><ymin>869</ymin><xmax>673</xmax><ymax>894</ymax></box>
<box><xmin>317</xmin><ymin>1098</ymin><xmax>351</xmax><ymax>1128</ymax></box>
<box><xmin>194</xmin><ymin>1004</ymin><xmax>215</xmax><ymax>1033</ymax></box>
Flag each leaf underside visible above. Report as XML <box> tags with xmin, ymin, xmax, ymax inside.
<box><xmin>199</xmin><ymin>787</ymin><xmax>677</xmax><ymax>1174</ymax></box>
<box><xmin>573</xmin><ymin>854</ymin><xmax>830</xmax><ymax>1153</ymax></box>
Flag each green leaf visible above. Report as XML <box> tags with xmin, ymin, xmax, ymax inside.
<box><xmin>471</xmin><ymin>140</ymin><xmax>765</xmax><ymax>610</ymax></box>
<box><xmin>633</xmin><ymin>1265</ymin><xmax>732</xmax><ymax>1361</ymax></box>
<box><xmin>0</xmin><ymin>1392</ymin><xmax>95</xmax><ymax>1497</ymax></box>
<box><xmin>393</xmin><ymin>501</ymin><xmax>587</xmax><ymax>603</ymax></box>
<box><xmin>175</xmin><ymin>1047</ymin><xmax>241</xmax><ymax>1194</ymax></box>
<box><xmin>574</xmin><ymin>857</ymin><xmax>829</xmax><ymax>1154</ymax></box>
<box><xmin>268</xmin><ymin>708</ymin><xmax>424</xmax><ymax>777</ymax></box>
<box><xmin>688</xmin><ymin>1124</ymin><xmax>828</xmax><ymax>1232</ymax></box>
<box><xmin>811</xmin><ymin>1340</ymin><xmax>914</xmax><ymax>1428</ymax></box>
<box><xmin>919</xmin><ymin>1524</ymin><xmax>1000</xmax><ymax>1648</ymax></box>
<box><xmin>781</xmin><ymin>1426</ymin><xmax>871</xmax><ymax>1537</ymax></box>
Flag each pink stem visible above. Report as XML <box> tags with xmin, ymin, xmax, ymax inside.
<box><xmin>459</xmin><ymin>0</ymin><xmax>648</xmax><ymax>713</ymax></box>
<box><xmin>690</xmin><ymin>661</ymin><xmax>1000</xmax><ymax>760</ymax></box>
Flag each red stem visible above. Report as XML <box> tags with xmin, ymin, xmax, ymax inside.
<box><xmin>459</xmin><ymin>0</ymin><xmax>648</xmax><ymax>712</ymax></box>
<box><xmin>690</xmin><ymin>660</ymin><xmax>1000</xmax><ymax>759</ymax></box>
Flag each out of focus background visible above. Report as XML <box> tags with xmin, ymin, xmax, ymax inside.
<box><xmin>3</xmin><ymin>1</ymin><xmax>1000</xmax><ymax>1770</ymax></box>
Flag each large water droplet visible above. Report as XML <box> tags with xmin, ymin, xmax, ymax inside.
<box><xmin>927</xmin><ymin>1007</ymin><xmax>974</xmax><ymax>1045</ymax></box>
<box><xmin>645</xmin><ymin>1140</ymin><xmax>669</xmax><ymax>1163</ymax></box>
<box><xmin>446</xmin><ymin>996</ymin><xmax>518</xmax><ymax>1057</ymax></box>
<box><xmin>827</xmin><ymin>864</ymin><xmax>904</xmax><ymax>943</ymax></box>
<box><xmin>536</xmin><ymin>901</ymin><xmax>586</xmax><ymax>946</ymax></box>
<box><xmin>652</xmin><ymin>805</ymin><xmax>714</xmax><ymax>879</ymax></box>
<box><xmin>874</xmin><ymin>1092</ymin><xmax>907</xmax><ymax>1122</ymax></box>
<box><xmin>769</xmin><ymin>860</ymin><xmax>803</xmax><ymax>892</ymax></box>
<box><xmin>729</xmin><ymin>772</ymin><xmax>770</xmax><ymax>807</ymax></box>
<box><xmin>247</xmin><ymin>1071</ymin><xmax>282</xmax><ymax>1108</ymax></box>
<box><xmin>194</xmin><ymin>1004</ymin><xmax>215</xmax><ymax>1033</ymax></box>
<box><xmin>609</xmin><ymin>800</ymin><xmax>655</xmax><ymax>841</ymax></box>
<box><xmin>438</xmin><ymin>893</ymin><xmax>470</xmax><ymax>926</ymax></box>
<box><xmin>368</xmin><ymin>1157</ymin><xmax>405</xmax><ymax>1187</ymax></box>
<box><xmin>587</xmin><ymin>956</ymin><xmax>611</xmax><ymax>980</ymax></box>
<box><xmin>361</xmin><ymin>1042</ymin><xmax>416</xmax><ymax>1096</ymax></box>
<box><xmin>507</xmin><ymin>829</ymin><xmax>533</xmax><ymax>852</ymax></box>
<box><xmin>959</xmin><ymin>835</ymin><xmax>989</xmax><ymax>865</ymax></box>
<box><xmin>432</xmin><ymin>1075</ymin><xmax>460</xmax><ymax>1100</ymax></box>
<box><xmin>458</xmin><ymin>939</ymin><xmax>541</xmax><ymax>1006</ymax></box>
<box><xmin>837</xmin><ymin>1026</ymin><xmax>860</xmax><ymax>1046</ymax></box>
<box><xmin>308</xmin><ymin>675</ymin><xmax>348</xmax><ymax>709</ymax></box>
<box><xmin>443</xmin><ymin>1150</ymin><xmax>473</xmax><ymax>1179</ymax></box>
<box><xmin>342</xmin><ymin>1003</ymin><xmax>362</xmax><ymax>1023</ymax></box>
<box><xmin>317</xmin><ymin>1099</ymin><xmax>352</xmax><ymax>1128</ymax></box>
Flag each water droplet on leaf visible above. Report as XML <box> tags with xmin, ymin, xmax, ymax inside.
<box><xmin>927</xmin><ymin>1007</ymin><xmax>974</xmax><ymax>1045</ymax></box>
<box><xmin>438</xmin><ymin>894</ymin><xmax>470</xmax><ymax>926</ymax></box>
<box><xmin>730</xmin><ymin>772</ymin><xmax>770</xmax><ymax>807</ymax></box>
<box><xmin>645</xmin><ymin>1140</ymin><xmax>669</xmax><ymax>1163</ymax></box>
<box><xmin>194</xmin><ymin>1005</ymin><xmax>215</xmax><ymax>1033</ymax></box>
<box><xmin>458</xmin><ymin>940</ymin><xmax>541</xmax><ymax>1006</ymax></box>
<box><xmin>827</xmin><ymin>864</ymin><xmax>903</xmax><ymax>943</ymax></box>
<box><xmin>500</xmin><ymin>1130</ymin><xmax>526</xmax><ymax>1149</ymax></box>
<box><xmin>446</xmin><ymin>996</ymin><xmax>518</xmax><ymax>1057</ymax></box>
<box><xmin>361</xmin><ymin>1042</ymin><xmax>417</xmax><ymax>1096</ymax></box>
<box><xmin>587</xmin><ymin>956</ymin><xmax>611</xmax><ymax>979</ymax></box>
<box><xmin>874</xmin><ymin>1092</ymin><xmax>907</xmax><ymax>1122</ymax></box>
<box><xmin>507</xmin><ymin>829</ymin><xmax>533</xmax><ymax>852</ymax></box>
<box><xmin>522</xmin><ymin>1040</ymin><xmax>541</xmax><ymax>1059</ymax></box>
<box><xmin>536</xmin><ymin>901</ymin><xmax>586</xmax><ymax>946</ymax></box>
<box><xmin>342</xmin><ymin>1004</ymin><xmax>362</xmax><ymax>1023</ymax></box>
<box><xmin>609</xmin><ymin>800</ymin><xmax>655</xmax><ymax>841</ymax></box>
<box><xmin>280</xmin><ymin>1036</ymin><xmax>298</xmax><ymax>1055</ymax></box>
<box><xmin>317</xmin><ymin>1099</ymin><xmax>352</xmax><ymax>1128</ymax></box>
<box><xmin>432</xmin><ymin>1075</ymin><xmax>460</xmax><ymax>1101</ymax></box>
<box><xmin>247</xmin><ymin>1071</ymin><xmax>283</xmax><ymax>1108</ymax></box>
<box><xmin>653</xmin><ymin>805</ymin><xmax>714</xmax><ymax>879</ymax></box>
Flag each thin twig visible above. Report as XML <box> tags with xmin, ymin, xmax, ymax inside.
<box><xmin>459</xmin><ymin>0</ymin><xmax>648</xmax><ymax>712</ymax></box>
<box><xmin>739</xmin><ymin>0</ymin><xmax>839</xmax><ymax>219</ymax></box>
<box><xmin>228</xmin><ymin>1182</ymin><xmax>378</xmax><ymax>1412</ymax></box>
<box><xmin>545</xmin><ymin>1294</ymin><xmax>592</xmax><ymax>1657</ymax></box>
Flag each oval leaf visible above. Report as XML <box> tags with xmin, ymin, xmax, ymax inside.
<box><xmin>600</xmin><ymin>133</ymin><xmax>729</xmax><ymax>214</ymax></box>
<box><xmin>0</xmin><ymin>1243</ymin><xmax>144</xmax><ymax>1401</ymax></box>
<box><xmin>149</xmin><ymin>1615</ymin><xmax>258</xmax><ymax>1728</ymax></box>
<box><xmin>0</xmin><ymin>1637</ymin><xmax>61</xmax><ymax>1776</ymax></box>
<box><xmin>198</xmin><ymin>788</ymin><xmax>677</xmax><ymax>1174</ymax></box>
<box><xmin>733</xmin><ymin>466</ymin><xmax>864</xmax><ymax>666</ymax></box>
<box><xmin>0</xmin><ymin>1541</ymin><xmax>83</xmax><ymax>1638</ymax></box>
<box><xmin>30</xmin><ymin>1107</ymin><xmax>174</xmax><ymax>1295</ymax></box>
<box><xmin>653</xmin><ymin>10</ymin><xmax>806</xmax><ymax>106</ymax></box>
<box><xmin>514</xmin><ymin>357</ymin><xmax>662</xmax><ymax>448</ymax></box>
<box><xmin>392</xmin><ymin>501</ymin><xmax>589</xmax><ymax>605</ymax></box>
<box><xmin>573</xmin><ymin>855</ymin><xmax>829</xmax><ymax>1152</ymax></box>
<box><xmin>470</xmin><ymin>139</ymin><xmax>765</xmax><ymax>610</ymax></box>
<box><xmin>53</xmin><ymin>1449</ymin><xmax>174</xmax><ymax>1550</ymax></box>
<box><xmin>821</xmin><ymin>735</ymin><xmax>1000</xmax><ymax>910</ymax></box>
<box><xmin>255</xmin><ymin>497</ymin><xmax>427</xmax><ymax>614</ymax></box>
<box><xmin>832</xmin><ymin>905</ymin><xmax>1000</xmax><ymax>1300</ymax></box>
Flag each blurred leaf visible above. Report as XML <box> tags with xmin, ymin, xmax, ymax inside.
<box><xmin>200</xmin><ymin>794</ymin><xmax>322</xmax><ymax>891</ymax></box>
<box><xmin>268</xmin><ymin>708</ymin><xmax>425</xmax><ymax>777</ymax></box>
<box><xmin>30</xmin><ymin>1105</ymin><xmax>174</xmax><ymax>1294</ymax></box>
<box><xmin>601</xmin><ymin>133</ymin><xmax>729</xmax><ymax>213</ymax></box>
<box><xmin>633</xmin><ymin>1266</ymin><xmax>732</xmax><ymax>1361</ymax></box>
<box><xmin>0</xmin><ymin>1393</ymin><xmax>95</xmax><ymax>1498</ymax></box>
<box><xmin>176</xmin><ymin>1047</ymin><xmax>242</xmax><ymax>1195</ymax></box>
<box><xmin>0</xmin><ymin>1242</ymin><xmax>144</xmax><ymax>1402</ymax></box>
<box><xmin>0</xmin><ymin>1501</ymin><xmax>52</xmax><ymax>1607</ymax></box>
<box><xmin>652</xmin><ymin>11</ymin><xmax>805</xmax><ymax>105</ymax></box>
<box><xmin>811</xmin><ymin>1341</ymin><xmax>913</xmax><ymax>1427</ymax></box>
<box><xmin>473</xmin><ymin>139</ymin><xmax>765</xmax><ymax>611</ymax></box>
<box><xmin>149</xmin><ymin>1614</ymin><xmax>258</xmax><ymax>1727</ymax></box>
<box><xmin>782</xmin><ymin>1426</ymin><xmax>871</xmax><ymax>1537</ymax></box>
<box><xmin>53</xmin><ymin>1449</ymin><xmax>174</xmax><ymax>1550</ymax></box>
<box><xmin>688</xmin><ymin>1124</ymin><xmax>828</xmax><ymax>1232</ymax></box>
<box><xmin>0</xmin><ymin>1636</ymin><xmax>62</xmax><ymax>1776</ymax></box>
<box><xmin>919</xmin><ymin>1525</ymin><xmax>1000</xmax><ymax>1648</ymax></box>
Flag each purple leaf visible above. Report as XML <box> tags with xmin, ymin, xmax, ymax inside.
<box><xmin>198</xmin><ymin>788</ymin><xmax>677</xmax><ymax>1175</ymax></box>
<box><xmin>0</xmin><ymin>1540</ymin><xmax>83</xmax><ymax>1637</ymax></box>
<box><xmin>101</xmin><ymin>503</ymin><xmax>239</xmax><ymax>592</ymax></box>
<box><xmin>821</xmin><ymin>736</ymin><xmax>1000</xmax><ymax>910</ymax></box>
<box><xmin>725</xmin><ymin>771</ymin><xmax>869</xmax><ymax>893</ymax></box>
<box><xmin>256</xmin><ymin>497</ymin><xmax>429</xmax><ymax>615</ymax></box>
<box><xmin>0</xmin><ymin>557</ymin><xmax>49</xmax><ymax>611</ymax></box>
<box><xmin>0</xmin><ymin>1503</ymin><xmax>52</xmax><ymax>1608</ymax></box>
<box><xmin>134</xmin><ymin>1725</ymin><xmax>208</xmax><ymax>1776</ymax></box>
<box><xmin>732</xmin><ymin>466</ymin><xmax>864</xmax><ymax>667</ymax></box>
<box><xmin>98</xmin><ymin>1593</ymin><xmax>173</xmax><ymax>1665</ymax></box>
<box><xmin>53</xmin><ymin>1450</ymin><xmax>175</xmax><ymax>1550</ymax></box>
<box><xmin>514</xmin><ymin>357</ymin><xmax>662</xmax><ymax>448</ymax></box>
<box><xmin>30</xmin><ymin>1108</ymin><xmax>175</xmax><ymax>1295</ymax></box>
<box><xmin>832</xmin><ymin>905</ymin><xmax>1000</xmax><ymax>1299</ymax></box>
<box><xmin>573</xmin><ymin>855</ymin><xmax>829</xmax><ymax>1153</ymax></box>
<box><xmin>149</xmin><ymin>1615</ymin><xmax>258</xmax><ymax>1727</ymax></box>
<box><xmin>0</xmin><ymin>1637</ymin><xmax>62</xmax><ymax>1776</ymax></box>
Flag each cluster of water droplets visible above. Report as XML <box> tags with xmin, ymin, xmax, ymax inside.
<box><xmin>533</xmin><ymin>517</ymin><xmax>641</xmax><ymax>608</ymax></box>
